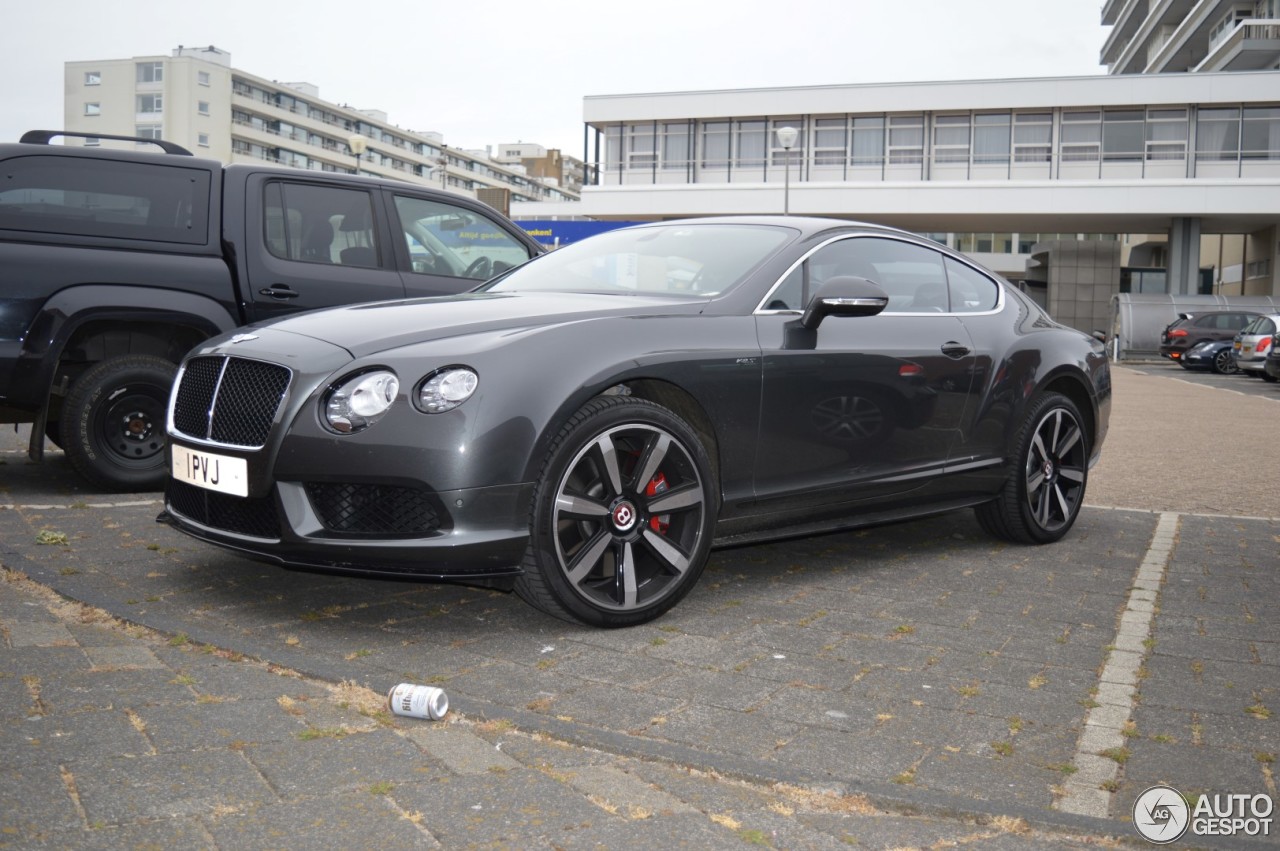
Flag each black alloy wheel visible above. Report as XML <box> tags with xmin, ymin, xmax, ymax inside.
<box><xmin>1211</xmin><ymin>348</ymin><xmax>1239</xmax><ymax>375</ymax></box>
<box><xmin>517</xmin><ymin>396</ymin><xmax>716</xmax><ymax>627</ymax></box>
<box><xmin>59</xmin><ymin>354</ymin><xmax>176</xmax><ymax>492</ymax></box>
<box><xmin>975</xmin><ymin>392</ymin><xmax>1088</xmax><ymax>544</ymax></box>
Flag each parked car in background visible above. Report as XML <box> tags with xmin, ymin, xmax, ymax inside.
<box><xmin>1264</xmin><ymin>332</ymin><xmax>1280</xmax><ymax>381</ymax></box>
<box><xmin>159</xmin><ymin>216</ymin><xmax>1110</xmax><ymax>627</ymax></box>
<box><xmin>1180</xmin><ymin>339</ymin><xmax>1240</xmax><ymax>374</ymax></box>
<box><xmin>1159</xmin><ymin>311</ymin><xmax>1262</xmax><ymax>361</ymax></box>
<box><xmin>0</xmin><ymin>130</ymin><xmax>544</xmax><ymax>490</ymax></box>
<box><xmin>1233</xmin><ymin>314</ymin><xmax>1280</xmax><ymax>382</ymax></box>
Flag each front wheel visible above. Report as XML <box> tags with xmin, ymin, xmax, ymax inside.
<box><xmin>59</xmin><ymin>354</ymin><xmax>176</xmax><ymax>492</ymax></box>
<box><xmin>975</xmin><ymin>392</ymin><xmax>1089</xmax><ymax>544</ymax></box>
<box><xmin>515</xmin><ymin>396</ymin><xmax>717</xmax><ymax>627</ymax></box>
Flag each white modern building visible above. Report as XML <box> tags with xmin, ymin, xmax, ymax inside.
<box><xmin>513</xmin><ymin>3</ymin><xmax>1280</xmax><ymax>333</ymax></box>
<box><xmin>1103</xmin><ymin>0</ymin><xmax>1280</xmax><ymax>74</ymax></box>
<box><xmin>62</xmin><ymin>45</ymin><xmax>578</xmax><ymax>205</ymax></box>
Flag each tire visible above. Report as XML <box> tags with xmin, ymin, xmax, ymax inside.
<box><xmin>1263</xmin><ymin>371</ymin><xmax>1278</xmax><ymax>383</ymax></box>
<box><xmin>1211</xmin><ymin>348</ymin><xmax>1239</xmax><ymax>375</ymax></box>
<box><xmin>515</xmin><ymin>396</ymin><xmax>717</xmax><ymax>627</ymax></box>
<box><xmin>59</xmin><ymin>354</ymin><xmax>176</xmax><ymax>492</ymax></box>
<box><xmin>974</xmin><ymin>392</ymin><xmax>1088</xmax><ymax>545</ymax></box>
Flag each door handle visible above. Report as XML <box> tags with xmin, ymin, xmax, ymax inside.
<box><xmin>259</xmin><ymin>284</ymin><xmax>300</xmax><ymax>299</ymax></box>
<box><xmin>941</xmin><ymin>341</ymin><xmax>970</xmax><ymax>359</ymax></box>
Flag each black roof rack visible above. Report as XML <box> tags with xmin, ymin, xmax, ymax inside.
<box><xmin>19</xmin><ymin>130</ymin><xmax>193</xmax><ymax>156</ymax></box>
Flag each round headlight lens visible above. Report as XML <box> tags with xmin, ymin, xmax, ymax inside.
<box><xmin>418</xmin><ymin>368</ymin><xmax>478</xmax><ymax>413</ymax></box>
<box><xmin>325</xmin><ymin>370</ymin><xmax>399</xmax><ymax>433</ymax></box>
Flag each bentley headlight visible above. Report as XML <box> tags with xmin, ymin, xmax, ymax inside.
<box><xmin>417</xmin><ymin>367</ymin><xmax>478</xmax><ymax>414</ymax></box>
<box><xmin>324</xmin><ymin>370</ymin><xmax>399</xmax><ymax>433</ymax></box>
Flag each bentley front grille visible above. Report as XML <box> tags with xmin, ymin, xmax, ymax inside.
<box><xmin>171</xmin><ymin>356</ymin><xmax>291</xmax><ymax>448</ymax></box>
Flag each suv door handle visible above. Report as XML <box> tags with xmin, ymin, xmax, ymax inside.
<box><xmin>941</xmin><ymin>341</ymin><xmax>970</xmax><ymax>359</ymax></box>
<box><xmin>259</xmin><ymin>284</ymin><xmax>300</xmax><ymax>299</ymax></box>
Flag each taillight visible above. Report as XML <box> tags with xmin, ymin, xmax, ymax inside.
<box><xmin>1260</xmin><ymin>336</ymin><xmax>1272</xmax><ymax>354</ymax></box>
<box><xmin>1169</xmin><ymin>329</ymin><xmax>1188</xmax><ymax>338</ymax></box>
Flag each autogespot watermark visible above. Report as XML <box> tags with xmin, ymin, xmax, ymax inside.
<box><xmin>1133</xmin><ymin>785</ymin><xmax>1274</xmax><ymax>844</ymax></box>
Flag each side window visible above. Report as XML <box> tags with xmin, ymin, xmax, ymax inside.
<box><xmin>943</xmin><ymin>258</ymin><xmax>1000</xmax><ymax>313</ymax></box>
<box><xmin>800</xmin><ymin>237</ymin><xmax>949</xmax><ymax>313</ymax></box>
<box><xmin>0</xmin><ymin>155</ymin><xmax>209</xmax><ymax>244</ymax></box>
<box><xmin>263</xmin><ymin>182</ymin><xmax>380</xmax><ymax>267</ymax></box>
<box><xmin>393</xmin><ymin>195</ymin><xmax>532</xmax><ymax>281</ymax></box>
<box><xmin>763</xmin><ymin>266</ymin><xmax>804</xmax><ymax>311</ymax></box>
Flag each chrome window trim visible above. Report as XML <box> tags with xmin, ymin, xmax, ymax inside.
<box><xmin>753</xmin><ymin>232</ymin><xmax>1006</xmax><ymax>318</ymax></box>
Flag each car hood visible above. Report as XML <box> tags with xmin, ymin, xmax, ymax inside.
<box><xmin>250</xmin><ymin>291</ymin><xmax>710</xmax><ymax>358</ymax></box>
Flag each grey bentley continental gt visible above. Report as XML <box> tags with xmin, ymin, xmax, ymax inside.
<box><xmin>160</xmin><ymin>217</ymin><xmax>1111</xmax><ymax>627</ymax></box>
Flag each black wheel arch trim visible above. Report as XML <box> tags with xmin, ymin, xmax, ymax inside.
<box><xmin>11</xmin><ymin>285</ymin><xmax>239</xmax><ymax>415</ymax></box>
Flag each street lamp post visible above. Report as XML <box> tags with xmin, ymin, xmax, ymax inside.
<box><xmin>348</xmin><ymin>133</ymin><xmax>368</xmax><ymax>176</ymax></box>
<box><xmin>775</xmin><ymin>126</ymin><xmax>798</xmax><ymax>215</ymax></box>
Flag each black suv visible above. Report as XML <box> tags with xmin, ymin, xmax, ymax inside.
<box><xmin>1158</xmin><ymin>311</ymin><xmax>1262</xmax><ymax>361</ymax></box>
<box><xmin>0</xmin><ymin>131</ymin><xmax>543</xmax><ymax>490</ymax></box>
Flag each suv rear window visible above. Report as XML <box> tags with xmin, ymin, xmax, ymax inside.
<box><xmin>0</xmin><ymin>155</ymin><xmax>210</xmax><ymax>244</ymax></box>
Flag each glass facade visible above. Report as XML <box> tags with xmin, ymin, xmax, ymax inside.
<box><xmin>595</xmin><ymin>102</ymin><xmax>1280</xmax><ymax>180</ymax></box>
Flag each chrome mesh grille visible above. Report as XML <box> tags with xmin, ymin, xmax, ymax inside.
<box><xmin>172</xmin><ymin>356</ymin><xmax>290</xmax><ymax>447</ymax></box>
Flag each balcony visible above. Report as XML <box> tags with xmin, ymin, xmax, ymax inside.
<box><xmin>1195</xmin><ymin>19</ymin><xmax>1280</xmax><ymax>70</ymax></box>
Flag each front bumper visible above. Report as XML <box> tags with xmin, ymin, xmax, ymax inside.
<box><xmin>159</xmin><ymin>478</ymin><xmax>534</xmax><ymax>586</ymax></box>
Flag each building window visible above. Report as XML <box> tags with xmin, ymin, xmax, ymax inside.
<box><xmin>973</xmin><ymin>113</ymin><xmax>1011</xmax><ymax>164</ymax></box>
<box><xmin>136</xmin><ymin>61</ymin><xmax>163</xmax><ymax>83</ymax></box>
<box><xmin>1013</xmin><ymin>113</ymin><xmax>1052</xmax><ymax>162</ymax></box>
<box><xmin>84</xmin><ymin>71</ymin><xmax>101</xmax><ymax>86</ymax></box>
<box><xmin>1195</xmin><ymin>107</ymin><xmax>1240</xmax><ymax>160</ymax></box>
<box><xmin>701</xmin><ymin>121</ymin><xmax>730</xmax><ymax>168</ymax></box>
<box><xmin>812</xmin><ymin>118</ymin><xmax>847</xmax><ymax>166</ymax></box>
<box><xmin>136</xmin><ymin>125</ymin><xmax>163</xmax><ymax>140</ymax></box>
<box><xmin>198</xmin><ymin>71</ymin><xmax>211</xmax><ymax>86</ymax></box>
<box><xmin>84</xmin><ymin>102</ymin><xmax>101</xmax><ymax>117</ymax></box>
<box><xmin>624</xmin><ymin>123</ymin><xmax>656</xmax><ymax>169</ymax></box>
<box><xmin>851</xmin><ymin>116</ymin><xmax>885</xmax><ymax>166</ymax></box>
<box><xmin>137</xmin><ymin>94</ymin><xmax>163</xmax><ymax>114</ymax></box>
<box><xmin>1142</xmin><ymin>109</ymin><xmax>1187</xmax><ymax>160</ymax></box>
<box><xmin>1061</xmin><ymin>111</ymin><xmax>1101</xmax><ymax>162</ymax></box>
<box><xmin>198</xmin><ymin>133</ymin><xmax>210</xmax><ymax>147</ymax></box>
<box><xmin>933</xmin><ymin>115</ymin><xmax>970</xmax><ymax>164</ymax></box>
<box><xmin>735</xmin><ymin>120</ymin><xmax>767</xmax><ymax>169</ymax></box>
<box><xmin>768</xmin><ymin>119</ymin><xmax>803</xmax><ymax>167</ymax></box>
<box><xmin>198</xmin><ymin>100</ymin><xmax>210</xmax><ymax>116</ymax></box>
<box><xmin>1103</xmin><ymin>110</ymin><xmax>1144</xmax><ymax>161</ymax></box>
<box><xmin>660</xmin><ymin>122</ymin><xmax>690</xmax><ymax>170</ymax></box>
<box><xmin>1241</xmin><ymin>106</ymin><xmax>1280</xmax><ymax>159</ymax></box>
<box><xmin>887</xmin><ymin>115</ymin><xmax>924</xmax><ymax>164</ymax></box>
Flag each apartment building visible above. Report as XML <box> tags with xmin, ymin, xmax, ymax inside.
<box><xmin>63</xmin><ymin>45</ymin><xmax>578</xmax><ymax>205</ymax></box>
<box><xmin>1103</xmin><ymin>0</ymin><xmax>1280</xmax><ymax>74</ymax></box>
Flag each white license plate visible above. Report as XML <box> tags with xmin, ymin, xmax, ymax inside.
<box><xmin>171</xmin><ymin>444</ymin><xmax>249</xmax><ymax>497</ymax></box>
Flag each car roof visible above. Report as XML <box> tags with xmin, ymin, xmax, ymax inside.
<box><xmin>627</xmin><ymin>215</ymin><xmax>921</xmax><ymax>242</ymax></box>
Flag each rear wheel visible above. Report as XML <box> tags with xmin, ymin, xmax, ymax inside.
<box><xmin>1211</xmin><ymin>348</ymin><xmax>1239</xmax><ymax>375</ymax></box>
<box><xmin>515</xmin><ymin>396</ymin><xmax>716</xmax><ymax>627</ymax></box>
<box><xmin>975</xmin><ymin>392</ymin><xmax>1088</xmax><ymax>544</ymax></box>
<box><xmin>60</xmin><ymin>354</ymin><xmax>175</xmax><ymax>492</ymax></box>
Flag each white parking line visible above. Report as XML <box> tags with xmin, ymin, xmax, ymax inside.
<box><xmin>1053</xmin><ymin>511</ymin><xmax>1181</xmax><ymax>818</ymax></box>
<box><xmin>0</xmin><ymin>500</ymin><xmax>162</xmax><ymax>511</ymax></box>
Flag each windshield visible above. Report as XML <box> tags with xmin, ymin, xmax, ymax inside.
<box><xmin>480</xmin><ymin>223</ymin><xmax>793</xmax><ymax>297</ymax></box>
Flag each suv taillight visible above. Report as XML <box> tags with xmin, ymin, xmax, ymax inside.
<box><xmin>1169</xmin><ymin>329</ymin><xmax>1188</xmax><ymax>337</ymax></box>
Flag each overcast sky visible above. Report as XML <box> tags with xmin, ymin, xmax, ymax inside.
<box><xmin>3</xmin><ymin>0</ymin><xmax>1108</xmax><ymax>157</ymax></box>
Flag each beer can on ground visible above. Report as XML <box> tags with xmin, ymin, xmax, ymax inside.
<box><xmin>387</xmin><ymin>683</ymin><xmax>449</xmax><ymax>720</ymax></box>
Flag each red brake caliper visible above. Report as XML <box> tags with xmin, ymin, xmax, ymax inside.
<box><xmin>646</xmin><ymin>472</ymin><xmax>670</xmax><ymax>534</ymax></box>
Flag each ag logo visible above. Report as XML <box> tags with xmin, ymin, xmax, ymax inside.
<box><xmin>1133</xmin><ymin>785</ymin><xmax>1190</xmax><ymax>844</ymax></box>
